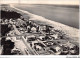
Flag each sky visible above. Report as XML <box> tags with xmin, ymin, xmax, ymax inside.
<box><xmin>0</xmin><ymin>0</ymin><xmax>79</xmax><ymax>5</ymax></box>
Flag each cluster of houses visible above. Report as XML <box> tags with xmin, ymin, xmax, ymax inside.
<box><xmin>0</xmin><ymin>8</ymin><xmax>79</xmax><ymax>55</ymax></box>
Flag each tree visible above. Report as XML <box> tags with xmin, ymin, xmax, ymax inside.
<box><xmin>2</xmin><ymin>40</ymin><xmax>14</xmax><ymax>55</ymax></box>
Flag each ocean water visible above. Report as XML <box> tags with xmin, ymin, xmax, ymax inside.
<box><xmin>14</xmin><ymin>4</ymin><xmax>79</xmax><ymax>29</ymax></box>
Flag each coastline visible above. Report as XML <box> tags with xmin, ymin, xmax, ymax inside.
<box><xmin>10</xmin><ymin>4</ymin><xmax>79</xmax><ymax>41</ymax></box>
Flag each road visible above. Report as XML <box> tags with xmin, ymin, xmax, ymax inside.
<box><xmin>12</xmin><ymin>25</ymin><xmax>39</xmax><ymax>55</ymax></box>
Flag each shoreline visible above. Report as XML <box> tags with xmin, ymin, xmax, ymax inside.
<box><xmin>13</xmin><ymin>4</ymin><xmax>79</xmax><ymax>29</ymax></box>
<box><xmin>10</xmin><ymin>4</ymin><xmax>79</xmax><ymax>39</ymax></box>
<box><xmin>0</xmin><ymin>4</ymin><xmax>79</xmax><ymax>55</ymax></box>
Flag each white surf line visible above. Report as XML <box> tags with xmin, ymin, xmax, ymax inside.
<box><xmin>10</xmin><ymin>5</ymin><xmax>79</xmax><ymax>39</ymax></box>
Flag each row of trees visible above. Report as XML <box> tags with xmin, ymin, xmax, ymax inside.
<box><xmin>1</xmin><ymin>23</ymin><xmax>14</xmax><ymax>55</ymax></box>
